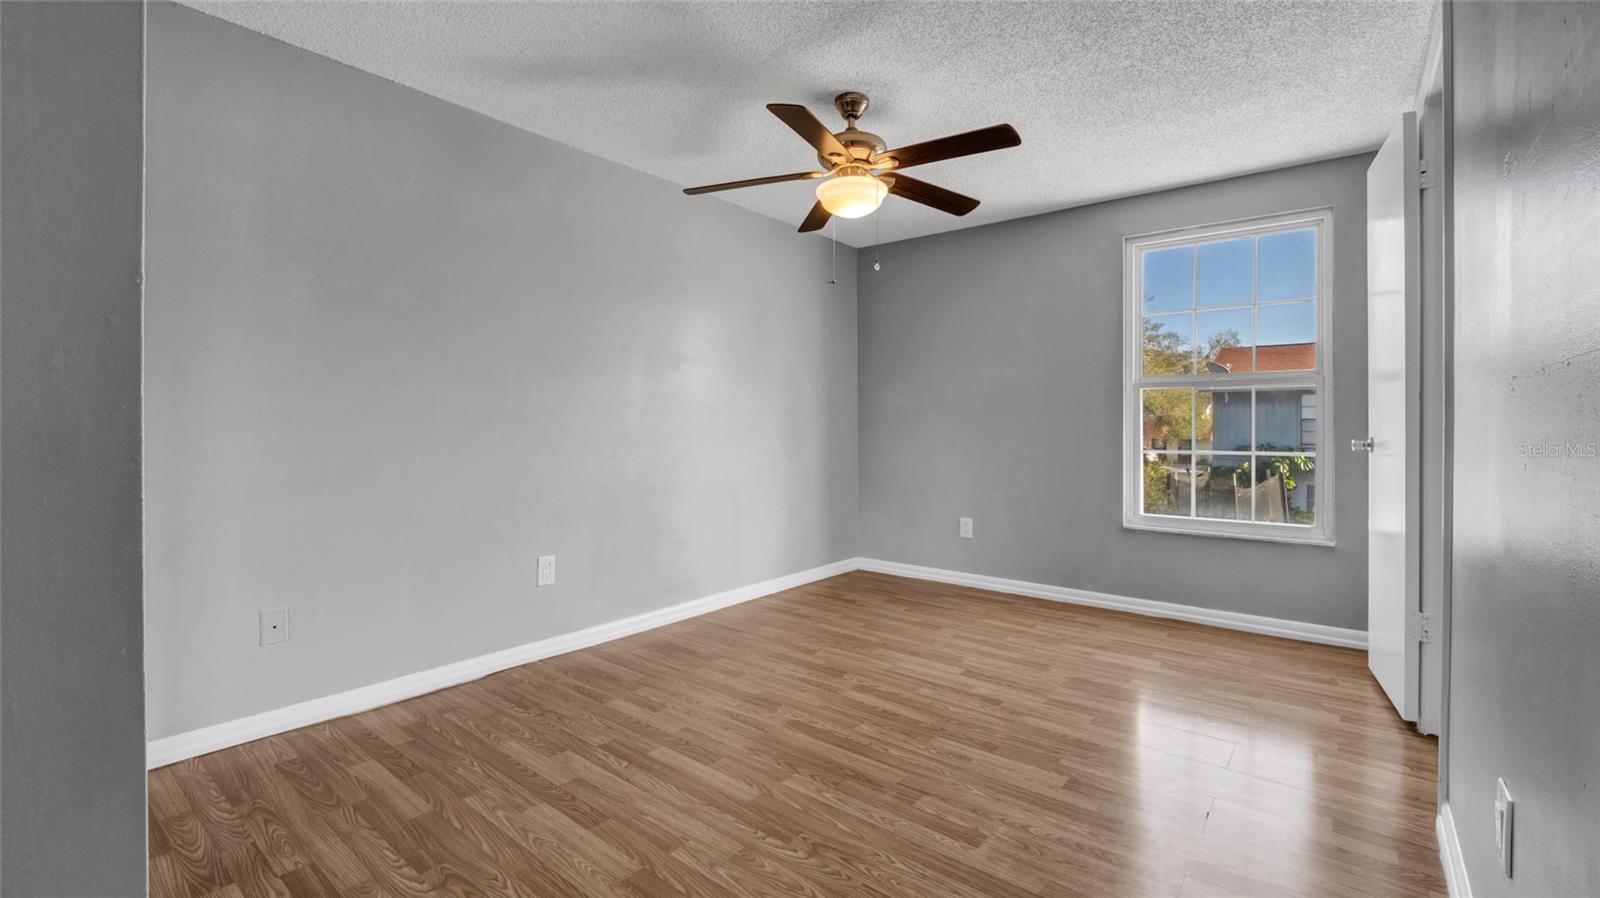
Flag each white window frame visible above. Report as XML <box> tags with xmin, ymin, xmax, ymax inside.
<box><xmin>1121</xmin><ymin>208</ymin><xmax>1335</xmax><ymax>546</ymax></box>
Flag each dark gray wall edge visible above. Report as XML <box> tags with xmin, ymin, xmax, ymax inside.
<box><xmin>1445</xmin><ymin>2</ymin><xmax>1599</xmax><ymax>895</ymax></box>
<box><xmin>1</xmin><ymin>1</ymin><xmax>148</xmax><ymax>894</ymax></box>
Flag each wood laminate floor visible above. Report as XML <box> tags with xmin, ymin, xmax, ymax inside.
<box><xmin>149</xmin><ymin>571</ymin><xmax>1444</xmax><ymax>898</ymax></box>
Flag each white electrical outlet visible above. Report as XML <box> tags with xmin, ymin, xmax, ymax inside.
<box><xmin>1495</xmin><ymin>777</ymin><xmax>1514</xmax><ymax>877</ymax></box>
<box><xmin>259</xmin><ymin>608</ymin><xmax>289</xmax><ymax>646</ymax></box>
<box><xmin>537</xmin><ymin>555</ymin><xmax>556</xmax><ymax>586</ymax></box>
<box><xmin>959</xmin><ymin>517</ymin><xmax>974</xmax><ymax>539</ymax></box>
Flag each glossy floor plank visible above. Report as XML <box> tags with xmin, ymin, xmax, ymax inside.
<box><xmin>150</xmin><ymin>571</ymin><xmax>1444</xmax><ymax>897</ymax></box>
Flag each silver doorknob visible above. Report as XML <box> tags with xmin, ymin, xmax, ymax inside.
<box><xmin>1350</xmin><ymin>437</ymin><xmax>1374</xmax><ymax>452</ymax></box>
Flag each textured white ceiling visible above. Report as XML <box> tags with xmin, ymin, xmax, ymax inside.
<box><xmin>182</xmin><ymin>1</ymin><xmax>1434</xmax><ymax>247</ymax></box>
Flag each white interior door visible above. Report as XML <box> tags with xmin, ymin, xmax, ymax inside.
<box><xmin>1365</xmin><ymin>113</ymin><xmax>1421</xmax><ymax>722</ymax></box>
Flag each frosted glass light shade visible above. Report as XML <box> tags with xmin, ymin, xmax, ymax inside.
<box><xmin>816</xmin><ymin>174</ymin><xmax>887</xmax><ymax>219</ymax></box>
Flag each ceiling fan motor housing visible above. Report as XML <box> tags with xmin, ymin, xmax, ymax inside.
<box><xmin>820</xmin><ymin>91</ymin><xmax>886</xmax><ymax>168</ymax></box>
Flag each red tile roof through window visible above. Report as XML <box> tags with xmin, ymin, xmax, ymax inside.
<box><xmin>1211</xmin><ymin>342</ymin><xmax>1315</xmax><ymax>373</ymax></box>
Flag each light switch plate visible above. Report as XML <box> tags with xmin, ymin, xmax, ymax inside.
<box><xmin>537</xmin><ymin>555</ymin><xmax>556</xmax><ymax>586</ymax></box>
<box><xmin>1495</xmin><ymin>777</ymin><xmax>1514</xmax><ymax>877</ymax></box>
<box><xmin>259</xmin><ymin>607</ymin><xmax>289</xmax><ymax>646</ymax></box>
<box><xmin>959</xmin><ymin>517</ymin><xmax>974</xmax><ymax>539</ymax></box>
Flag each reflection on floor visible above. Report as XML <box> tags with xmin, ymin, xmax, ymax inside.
<box><xmin>148</xmin><ymin>570</ymin><xmax>1444</xmax><ymax>898</ymax></box>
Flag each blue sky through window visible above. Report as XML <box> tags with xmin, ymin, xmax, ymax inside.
<box><xmin>1256</xmin><ymin>301</ymin><xmax>1315</xmax><ymax>346</ymax></box>
<box><xmin>1257</xmin><ymin>229</ymin><xmax>1316</xmax><ymax>300</ymax></box>
<box><xmin>1147</xmin><ymin>229</ymin><xmax>1315</xmax><ymax>315</ymax></box>
<box><xmin>1143</xmin><ymin>246</ymin><xmax>1193</xmax><ymax>311</ymax></box>
<box><xmin>1197</xmin><ymin>238</ymin><xmax>1251</xmax><ymax>307</ymax></box>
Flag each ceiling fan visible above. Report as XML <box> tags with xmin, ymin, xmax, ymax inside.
<box><xmin>682</xmin><ymin>91</ymin><xmax>1021</xmax><ymax>233</ymax></box>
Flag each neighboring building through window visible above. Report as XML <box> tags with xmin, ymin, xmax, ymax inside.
<box><xmin>1123</xmin><ymin>209</ymin><xmax>1332</xmax><ymax>544</ymax></box>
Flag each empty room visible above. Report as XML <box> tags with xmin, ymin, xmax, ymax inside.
<box><xmin>2</xmin><ymin>1</ymin><xmax>1596</xmax><ymax>896</ymax></box>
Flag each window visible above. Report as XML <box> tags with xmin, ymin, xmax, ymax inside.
<box><xmin>1122</xmin><ymin>209</ymin><xmax>1333</xmax><ymax>544</ymax></box>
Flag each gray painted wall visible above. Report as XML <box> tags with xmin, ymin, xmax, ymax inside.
<box><xmin>1</xmin><ymin>1</ymin><xmax>147</xmax><ymax>894</ymax></box>
<box><xmin>858</xmin><ymin>155</ymin><xmax>1370</xmax><ymax>630</ymax></box>
<box><xmin>1447</xmin><ymin>2</ymin><xmax>1599</xmax><ymax>895</ymax></box>
<box><xmin>144</xmin><ymin>3</ymin><xmax>857</xmax><ymax>741</ymax></box>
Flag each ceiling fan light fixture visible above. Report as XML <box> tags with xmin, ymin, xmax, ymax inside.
<box><xmin>815</xmin><ymin>171</ymin><xmax>886</xmax><ymax>219</ymax></box>
<box><xmin>681</xmin><ymin>94</ymin><xmax>1019</xmax><ymax>233</ymax></box>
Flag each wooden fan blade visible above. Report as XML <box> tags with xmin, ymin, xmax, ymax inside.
<box><xmin>683</xmin><ymin>171</ymin><xmax>822</xmax><ymax>195</ymax></box>
<box><xmin>886</xmin><ymin>174</ymin><xmax>980</xmax><ymax>216</ymax></box>
<box><xmin>767</xmin><ymin>104</ymin><xmax>850</xmax><ymax>164</ymax></box>
<box><xmin>874</xmin><ymin>124</ymin><xmax>1020</xmax><ymax>170</ymax></box>
<box><xmin>798</xmin><ymin>201</ymin><xmax>832</xmax><ymax>233</ymax></box>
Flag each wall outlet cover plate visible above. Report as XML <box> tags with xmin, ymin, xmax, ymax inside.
<box><xmin>259</xmin><ymin>607</ymin><xmax>289</xmax><ymax>646</ymax></box>
<box><xmin>1495</xmin><ymin>777</ymin><xmax>1514</xmax><ymax>877</ymax></box>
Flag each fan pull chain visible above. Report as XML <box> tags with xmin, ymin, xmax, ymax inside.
<box><xmin>873</xmin><ymin>205</ymin><xmax>882</xmax><ymax>272</ymax></box>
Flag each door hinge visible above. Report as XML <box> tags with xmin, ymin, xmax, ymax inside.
<box><xmin>1416</xmin><ymin>158</ymin><xmax>1440</xmax><ymax>190</ymax></box>
<box><xmin>1408</xmin><ymin>611</ymin><xmax>1435</xmax><ymax>644</ymax></box>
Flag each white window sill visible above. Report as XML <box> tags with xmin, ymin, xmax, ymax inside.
<box><xmin>1122</xmin><ymin>518</ymin><xmax>1336</xmax><ymax>547</ymax></box>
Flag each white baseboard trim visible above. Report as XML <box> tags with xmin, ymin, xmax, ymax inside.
<box><xmin>856</xmin><ymin>558</ymin><xmax>1367</xmax><ymax>649</ymax></box>
<box><xmin>1437</xmin><ymin>802</ymin><xmax>1472</xmax><ymax>898</ymax></box>
<box><xmin>146</xmin><ymin>557</ymin><xmax>858</xmax><ymax>769</ymax></box>
<box><xmin>150</xmin><ymin>555</ymin><xmax>1364</xmax><ymax>767</ymax></box>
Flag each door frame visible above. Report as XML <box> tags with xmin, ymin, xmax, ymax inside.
<box><xmin>1415</xmin><ymin>16</ymin><xmax>1449</xmax><ymax>741</ymax></box>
